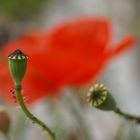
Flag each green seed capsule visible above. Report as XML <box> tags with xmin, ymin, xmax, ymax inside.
<box><xmin>8</xmin><ymin>49</ymin><xmax>28</xmax><ymax>86</ymax></box>
<box><xmin>86</xmin><ymin>83</ymin><xmax>116</xmax><ymax>111</ymax></box>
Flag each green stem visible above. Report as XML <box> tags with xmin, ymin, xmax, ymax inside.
<box><xmin>114</xmin><ymin>108</ymin><xmax>140</xmax><ymax>123</ymax></box>
<box><xmin>15</xmin><ymin>85</ymin><xmax>56</xmax><ymax>140</ymax></box>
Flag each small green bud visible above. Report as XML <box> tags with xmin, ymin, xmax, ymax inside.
<box><xmin>86</xmin><ymin>83</ymin><xmax>116</xmax><ymax>111</ymax></box>
<box><xmin>8</xmin><ymin>49</ymin><xmax>28</xmax><ymax>86</ymax></box>
<box><xmin>0</xmin><ymin>106</ymin><xmax>10</xmax><ymax>135</ymax></box>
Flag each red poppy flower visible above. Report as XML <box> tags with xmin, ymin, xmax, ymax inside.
<box><xmin>0</xmin><ymin>18</ymin><xmax>135</xmax><ymax>104</ymax></box>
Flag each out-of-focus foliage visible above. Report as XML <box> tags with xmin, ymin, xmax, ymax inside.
<box><xmin>0</xmin><ymin>0</ymin><xmax>49</xmax><ymax>19</ymax></box>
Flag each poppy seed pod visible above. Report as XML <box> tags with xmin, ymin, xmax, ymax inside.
<box><xmin>8</xmin><ymin>49</ymin><xmax>28</xmax><ymax>86</ymax></box>
<box><xmin>87</xmin><ymin>84</ymin><xmax>116</xmax><ymax>111</ymax></box>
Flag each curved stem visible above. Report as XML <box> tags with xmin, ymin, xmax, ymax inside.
<box><xmin>15</xmin><ymin>85</ymin><xmax>56</xmax><ymax>140</ymax></box>
<box><xmin>114</xmin><ymin>108</ymin><xmax>140</xmax><ymax>123</ymax></box>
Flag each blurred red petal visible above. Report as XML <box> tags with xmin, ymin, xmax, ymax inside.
<box><xmin>0</xmin><ymin>18</ymin><xmax>136</xmax><ymax>104</ymax></box>
<box><xmin>108</xmin><ymin>36</ymin><xmax>136</xmax><ymax>59</ymax></box>
<box><xmin>4</xmin><ymin>32</ymin><xmax>50</xmax><ymax>56</ymax></box>
<box><xmin>49</xmin><ymin>18</ymin><xmax>111</xmax><ymax>59</ymax></box>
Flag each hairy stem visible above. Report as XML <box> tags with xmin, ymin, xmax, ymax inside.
<box><xmin>15</xmin><ymin>85</ymin><xmax>56</xmax><ymax>140</ymax></box>
<box><xmin>114</xmin><ymin>108</ymin><xmax>140</xmax><ymax>123</ymax></box>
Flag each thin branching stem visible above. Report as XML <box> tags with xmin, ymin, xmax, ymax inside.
<box><xmin>114</xmin><ymin>108</ymin><xmax>140</xmax><ymax>123</ymax></box>
<box><xmin>15</xmin><ymin>85</ymin><xmax>56</xmax><ymax>140</ymax></box>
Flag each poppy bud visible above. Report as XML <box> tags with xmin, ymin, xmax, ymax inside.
<box><xmin>8</xmin><ymin>49</ymin><xmax>28</xmax><ymax>86</ymax></box>
<box><xmin>86</xmin><ymin>83</ymin><xmax>116</xmax><ymax>111</ymax></box>
<box><xmin>0</xmin><ymin>106</ymin><xmax>10</xmax><ymax>134</ymax></box>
